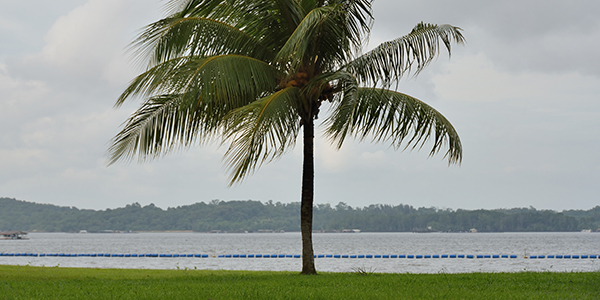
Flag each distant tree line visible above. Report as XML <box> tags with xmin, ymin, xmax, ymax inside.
<box><xmin>1</xmin><ymin>197</ymin><xmax>598</xmax><ymax>233</ymax></box>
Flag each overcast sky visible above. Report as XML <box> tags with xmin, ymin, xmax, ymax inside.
<box><xmin>1</xmin><ymin>0</ymin><xmax>599</xmax><ymax>211</ymax></box>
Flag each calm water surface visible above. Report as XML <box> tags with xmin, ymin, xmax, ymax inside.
<box><xmin>1</xmin><ymin>232</ymin><xmax>599</xmax><ymax>273</ymax></box>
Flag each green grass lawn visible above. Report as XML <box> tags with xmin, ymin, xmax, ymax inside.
<box><xmin>1</xmin><ymin>265</ymin><xmax>599</xmax><ymax>299</ymax></box>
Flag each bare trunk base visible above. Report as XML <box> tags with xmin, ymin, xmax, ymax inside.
<box><xmin>300</xmin><ymin>116</ymin><xmax>316</xmax><ymax>275</ymax></box>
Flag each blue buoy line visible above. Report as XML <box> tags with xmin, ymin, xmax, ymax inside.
<box><xmin>1</xmin><ymin>253</ymin><xmax>598</xmax><ymax>259</ymax></box>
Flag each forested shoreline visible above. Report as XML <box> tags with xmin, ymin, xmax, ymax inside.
<box><xmin>1</xmin><ymin>197</ymin><xmax>598</xmax><ymax>233</ymax></box>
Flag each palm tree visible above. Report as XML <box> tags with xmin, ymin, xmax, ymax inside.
<box><xmin>109</xmin><ymin>0</ymin><xmax>464</xmax><ymax>275</ymax></box>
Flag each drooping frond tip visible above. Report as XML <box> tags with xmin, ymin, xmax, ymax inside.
<box><xmin>324</xmin><ymin>88</ymin><xmax>462</xmax><ymax>165</ymax></box>
<box><xmin>345</xmin><ymin>23</ymin><xmax>465</xmax><ymax>87</ymax></box>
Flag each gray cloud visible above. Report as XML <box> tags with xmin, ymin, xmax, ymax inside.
<box><xmin>1</xmin><ymin>0</ymin><xmax>598</xmax><ymax>211</ymax></box>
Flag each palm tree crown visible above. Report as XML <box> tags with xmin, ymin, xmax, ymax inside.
<box><xmin>109</xmin><ymin>0</ymin><xmax>465</xmax><ymax>274</ymax></box>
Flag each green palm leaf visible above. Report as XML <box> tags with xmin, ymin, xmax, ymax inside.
<box><xmin>325</xmin><ymin>87</ymin><xmax>462</xmax><ymax>164</ymax></box>
<box><xmin>223</xmin><ymin>87</ymin><xmax>302</xmax><ymax>183</ymax></box>
<box><xmin>346</xmin><ymin>23</ymin><xmax>465</xmax><ymax>86</ymax></box>
<box><xmin>117</xmin><ymin>55</ymin><xmax>281</xmax><ymax>108</ymax></box>
<box><xmin>108</xmin><ymin>94</ymin><xmax>202</xmax><ymax>164</ymax></box>
<box><xmin>131</xmin><ymin>16</ymin><xmax>275</xmax><ymax>67</ymax></box>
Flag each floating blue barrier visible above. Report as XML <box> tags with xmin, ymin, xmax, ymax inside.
<box><xmin>4</xmin><ymin>252</ymin><xmax>599</xmax><ymax>260</ymax></box>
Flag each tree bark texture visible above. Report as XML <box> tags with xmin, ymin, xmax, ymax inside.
<box><xmin>300</xmin><ymin>116</ymin><xmax>316</xmax><ymax>275</ymax></box>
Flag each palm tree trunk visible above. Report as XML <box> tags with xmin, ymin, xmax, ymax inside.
<box><xmin>300</xmin><ymin>116</ymin><xmax>316</xmax><ymax>275</ymax></box>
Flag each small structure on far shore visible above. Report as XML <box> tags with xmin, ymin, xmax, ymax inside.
<box><xmin>0</xmin><ymin>231</ymin><xmax>28</xmax><ymax>240</ymax></box>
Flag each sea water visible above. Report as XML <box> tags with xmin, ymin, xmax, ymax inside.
<box><xmin>1</xmin><ymin>232</ymin><xmax>599</xmax><ymax>273</ymax></box>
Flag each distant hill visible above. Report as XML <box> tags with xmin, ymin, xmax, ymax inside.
<box><xmin>1</xmin><ymin>197</ymin><xmax>598</xmax><ymax>233</ymax></box>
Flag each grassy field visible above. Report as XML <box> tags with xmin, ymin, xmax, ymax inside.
<box><xmin>1</xmin><ymin>265</ymin><xmax>599</xmax><ymax>299</ymax></box>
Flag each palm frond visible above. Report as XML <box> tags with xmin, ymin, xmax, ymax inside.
<box><xmin>108</xmin><ymin>93</ymin><xmax>214</xmax><ymax>164</ymax></box>
<box><xmin>345</xmin><ymin>23</ymin><xmax>465</xmax><ymax>86</ymax></box>
<box><xmin>223</xmin><ymin>87</ymin><xmax>302</xmax><ymax>183</ymax></box>
<box><xmin>276</xmin><ymin>1</ymin><xmax>373</xmax><ymax>71</ymax></box>
<box><xmin>164</xmin><ymin>0</ymin><xmax>292</xmax><ymax>53</ymax></box>
<box><xmin>130</xmin><ymin>16</ymin><xmax>274</xmax><ymax>67</ymax></box>
<box><xmin>116</xmin><ymin>55</ymin><xmax>281</xmax><ymax>108</ymax></box>
<box><xmin>275</xmin><ymin>0</ymin><xmax>305</xmax><ymax>34</ymax></box>
<box><xmin>275</xmin><ymin>6</ymin><xmax>335</xmax><ymax>70</ymax></box>
<box><xmin>324</xmin><ymin>87</ymin><xmax>462</xmax><ymax>164</ymax></box>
